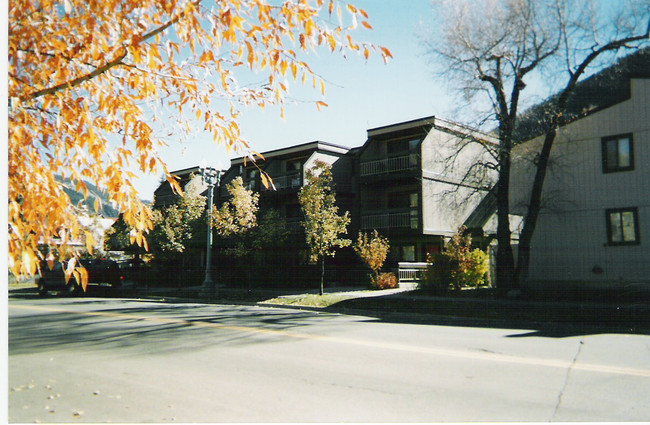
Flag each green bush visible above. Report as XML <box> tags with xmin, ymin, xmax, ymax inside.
<box><xmin>463</xmin><ymin>249</ymin><xmax>489</xmax><ymax>288</ymax></box>
<box><xmin>419</xmin><ymin>227</ymin><xmax>490</xmax><ymax>294</ymax></box>
<box><xmin>371</xmin><ymin>272</ymin><xmax>399</xmax><ymax>290</ymax></box>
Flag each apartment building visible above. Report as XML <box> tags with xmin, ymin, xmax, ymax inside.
<box><xmin>220</xmin><ymin>140</ymin><xmax>356</xmax><ymax>234</ymax></box>
<box><xmin>153</xmin><ymin>166</ymin><xmax>207</xmax><ymax>209</ymax></box>
<box><xmin>510</xmin><ymin>49</ymin><xmax>650</xmax><ymax>292</ymax></box>
<box><xmin>358</xmin><ymin>116</ymin><xmax>497</xmax><ymax>264</ymax></box>
<box><xmin>150</xmin><ymin>116</ymin><xmax>498</xmax><ymax>284</ymax></box>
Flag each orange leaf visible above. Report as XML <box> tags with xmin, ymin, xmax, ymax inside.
<box><xmin>76</xmin><ymin>266</ymin><xmax>89</xmax><ymax>292</ymax></box>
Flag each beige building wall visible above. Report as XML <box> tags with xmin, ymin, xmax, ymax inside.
<box><xmin>511</xmin><ymin>78</ymin><xmax>650</xmax><ymax>287</ymax></box>
<box><xmin>420</xmin><ymin>121</ymin><xmax>497</xmax><ymax>236</ymax></box>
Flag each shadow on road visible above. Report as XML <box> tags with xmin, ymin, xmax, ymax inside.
<box><xmin>8</xmin><ymin>293</ymin><xmax>360</xmax><ymax>357</ymax></box>
<box><xmin>326</xmin><ymin>292</ymin><xmax>650</xmax><ymax>338</ymax></box>
<box><xmin>9</xmin><ymin>286</ymin><xmax>650</xmax><ymax>351</ymax></box>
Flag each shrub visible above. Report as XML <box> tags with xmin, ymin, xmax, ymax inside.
<box><xmin>354</xmin><ymin>230</ymin><xmax>390</xmax><ymax>283</ymax></box>
<box><xmin>463</xmin><ymin>249</ymin><xmax>489</xmax><ymax>288</ymax></box>
<box><xmin>372</xmin><ymin>272</ymin><xmax>399</xmax><ymax>290</ymax></box>
<box><xmin>419</xmin><ymin>226</ymin><xmax>490</xmax><ymax>294</ymax></box>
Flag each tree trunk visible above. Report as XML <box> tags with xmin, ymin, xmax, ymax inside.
<box><xmin>319</xmin><ymin>256</ymin><xmax>325</xmax><ymax>296</ymax></box>
<box><xmin>495</xmin><ymin>146</ymin><xmax>516</xmax><ymax>291</ymax></box>
<box><xmin>514</xmin><ymin>127</ymin><xmax>558</xmax><ymax>285</ymax></box>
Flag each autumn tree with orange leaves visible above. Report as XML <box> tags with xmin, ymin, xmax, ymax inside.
<box><xmin>8</xmin><ymin>0</ymin><xmax>391</xmax><ymax>287</ymax></box>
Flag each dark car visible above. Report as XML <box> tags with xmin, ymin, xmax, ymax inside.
<box><xmin>37</xmin><ymin>258</ymin><xmax>124</xmax><ymax>296</ymax></box>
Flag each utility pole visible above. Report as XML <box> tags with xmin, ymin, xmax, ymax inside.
<box><xmin>199</xmin><ymin>166</ymin><xmax>222</xmax><ymax>300</ymax></box>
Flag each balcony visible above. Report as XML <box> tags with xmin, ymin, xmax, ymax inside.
<box><xmin>243</xmin><ymin>172</ymin><xmax>302</xmax><ymax>192</ymax></box>
<box><xmin>360</xmin><ymin>154</ymin><xmax>420</xmax><ymax>177</ymax></box>
<box><xmin>361</xmin><ymin>210</ymin><xmax>419</xmax><ymax>230</ymax></box>
<box><xmin>270</xmin><ymin>172</ymin><xmax>302</xmax><ymax>190</ymax></box>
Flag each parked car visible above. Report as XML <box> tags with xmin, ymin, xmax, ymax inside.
<box><xmin>37</xmin><ymin>258</ymin><xmax>124</xmax><ymax>296</ymax></box>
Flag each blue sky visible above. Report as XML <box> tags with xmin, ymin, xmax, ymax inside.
<box><xmin>132</xmin><ymin>0</ymin><xmax>643</xmax><ymax>200</ymax></box>
<box><xmin>136</xmin><ymin>0</ymin><xmax>449</xmax><ymax>200</ymax></box>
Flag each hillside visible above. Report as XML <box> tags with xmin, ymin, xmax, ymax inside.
<box><xmin>56</xmin><ymin>176</ymin><xmax>121</xmax><ymax>218</ymax></box>
<box><xmin>513</xmin><ymin>47</ymin><xmax>650</xmax><ymax>143</ymax></box>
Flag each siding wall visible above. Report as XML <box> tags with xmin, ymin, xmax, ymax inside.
<box><xmin>421</xmin><ymin>126</ymin><xmax>497</xmax><ymax>235</ymax></box>
<box><xmin>511</xmin><ymin>78</ymin><xmax>650</xmax><ymax>286</ymax></box>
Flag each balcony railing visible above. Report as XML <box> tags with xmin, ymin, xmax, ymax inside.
<box><xmin>398</xmin><ymin>262</ymin><xmax>428</xmax><ymax>283</ymax></box>
<box><xmin>360</xmin><ymin>154</ymin><xmax>420</xmax><ymax>177</ymax></box>
<box><xmin>243</xmin><ymin>172</ymin><xmax>302</xmax><ymax>192</ymax></box>
<box><xmin>361</xmin><ymin>210</ymin><xmax>419</xmax><ymax>230</ymax></box>
<box><xmin>270</xmin><ymin>172</ymin><xmax>302</xmax><ymax>190</ymax></box>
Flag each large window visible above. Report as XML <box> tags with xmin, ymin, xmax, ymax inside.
<box><xmin>387</xmin><ymin>138</ymin><xmax>420</xmax><ymax>155</ymax></box>
<box><xmin>387</xmin><ymin>192</ymin><xmax>418</xmax><ymax>209</ymax></box>
<box><xmin>602</xmin><ymin>134</ymin><xmax>634</xmax><ymax>173</ymax></box>
<box><xmin>606</xmin><ymin>207</ymin><xmax>640</xmax><ymax>246</ymax></box>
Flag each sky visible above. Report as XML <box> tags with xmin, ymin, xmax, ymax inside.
<box><xmin>135</xmin><ymin>0</ymin><xmax>450</xmax><ymax>200</ymax></box>
<box><xmin>131</xmin><ymin>0</ymin><xmax>640</xmax><ymax>201</ymax></box>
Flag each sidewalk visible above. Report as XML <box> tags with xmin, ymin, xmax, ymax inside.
<box><xmin>124</xmin><ymin>283</ymin><xmax>650</xmax><ymax>332</ymax></box>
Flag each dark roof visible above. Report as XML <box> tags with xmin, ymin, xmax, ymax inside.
<box><xmin>367</xmin><ymin>115</ymin><xmax>436</xmax><ymax>135</ymax></box>
<box><xmin>514</xmin><ymin>47</ymin><xmax>650</xmax><ymax>143</ymax></box>
<box><xmin>230</xmin><ymin>140</ymin><xmax>351</xmax><ymax>165</ymax></box>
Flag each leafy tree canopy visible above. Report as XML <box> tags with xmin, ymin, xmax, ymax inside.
<box><xmin>8</xmin><ymin>0</ymin><xmax>391</xmax><ymax>279</ymax></box>
<box><xmin>149</xmin><ymin>175</ymin><xmax>206</xmax><ymax>259</ymax></box>
<box><xmin>212</xmin><ymin>177</ymin><xmax>259</xmax><ymax>238</ymax></box>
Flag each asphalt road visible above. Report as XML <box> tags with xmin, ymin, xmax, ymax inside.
<box><xmin>8</xmin><ymin>291</ymin><xmax>650</xmax><ymax>422</ymax></box>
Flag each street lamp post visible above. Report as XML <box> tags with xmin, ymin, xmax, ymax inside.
<box><xmin>199</xmin><ymin>166</ymin><xmax>222</xmax><ymax>300</ymax></box>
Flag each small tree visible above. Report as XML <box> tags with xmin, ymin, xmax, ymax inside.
<box><xmin>211</xmin><ymin>177</ymin><xmax>260</xmax><ymax>258</ymax></box>
<box><xmin>148</xmin><ymin>175</ymin><xmax>206</xmax><ymax>261</ymax></box>
<box><xmin>298</xmin><ymin>161</ymin><xmax>350</xmax><ymax>295</ymax></box>
<box><xmin>354</xmin><ymin>230</ymin><xmax>390</xmax><ymax>289</ymax></box>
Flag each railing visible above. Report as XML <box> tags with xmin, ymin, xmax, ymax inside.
<box><xmin>361</xmin><ymin>211</ymin><xmax>418</xmax><ymax>230</ymax></box>
<box><xmin>270</xmin><ymin>173</ymin><xmax>302</xmax><ymax>190</ymax></box>
<box><xmin>360</xmin><ymin>154</ymin><xmax>420</xmax><ymax>176</ymax></box>
<box><xmin>398</xmin><ymin>262</ymin><xmax>428</xmax><ymax>283</ymax></box>
<box><xmin>244</xmin><ymin>173</ymin><xmax>302</xmax><ymax>191</ymax></box>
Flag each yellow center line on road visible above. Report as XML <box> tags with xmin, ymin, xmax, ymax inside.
<box><xmin>10</xmin><ymin>303</ymin><xmax>650</xmax><ymax>378</ymax></box>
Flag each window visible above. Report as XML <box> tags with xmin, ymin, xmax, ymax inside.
<box><xmin>401</xmin><ymin>245</ymin><xmax>415</xmax><ymax>262</ymax></box>
<box><xmin>387</xmin><ymin>192</ymin><xmax>418</xmax><ymax>209</ymax></box>
<box><xmin>602</xmin><ymin>134</ymin><xmax>634</xmax><ymax>173</ymax></box>
<box><xmin>286</xmin><ymin>159</ymin><xmax>303</xmax><ymax>172</ymax></box>
<box><xmin>387</xmin><ymin>138</ymin><xmax>420</xmax><ymax>155</ymax></box>
<box><xmin>244</xmin><ymin>168</ymin><xmax>259</xmax><ymax>190</ymax></box>
<box><xmin>606</xmin><ymin>207</ymin><xmax>640</xmax><ymax>245</ymax></box>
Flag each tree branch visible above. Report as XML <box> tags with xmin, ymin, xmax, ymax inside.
<box><xmin>21</xmin><ymin>47</ymin><xmax>128</xmax><ymax>102</ymax></box>
<box><xmin>20</xmin><ymin>0</ymin><xmax>204</xmax><ymax>103</ymax></box>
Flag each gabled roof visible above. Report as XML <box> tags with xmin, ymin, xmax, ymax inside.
<box><xmin>514</xmin><ymin>47</ymin><xmax>650</xmax><ymax>143</ymax></box>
